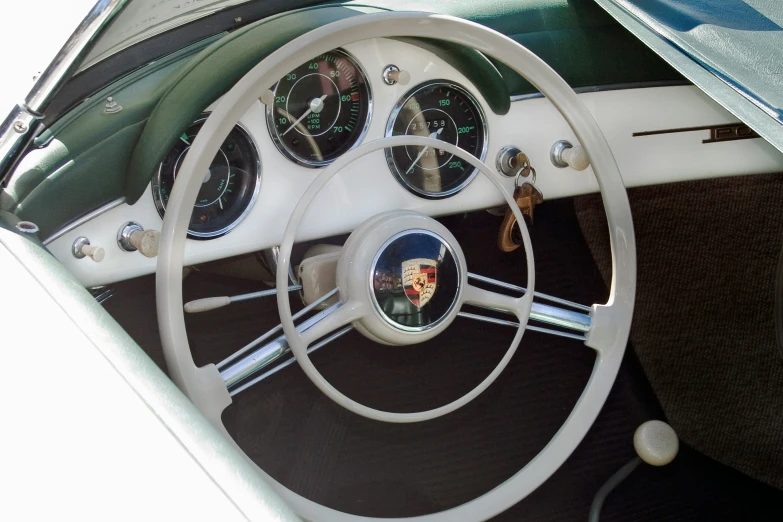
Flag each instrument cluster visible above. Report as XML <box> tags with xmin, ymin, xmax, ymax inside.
<box><xmin>154</xmin><ymin>45</ymin><xmax>490</xmax><ymax>238</ymax></box>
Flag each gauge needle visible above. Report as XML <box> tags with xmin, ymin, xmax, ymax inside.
<box><xmin>282</xmin><ymin>95</ymin><xmax>328</xmax><ymax>136</ymax></box>
<box><xmin>406</xmin><ymin>127</ymin><xmax>444</xmax><ymax>175</ymax></box>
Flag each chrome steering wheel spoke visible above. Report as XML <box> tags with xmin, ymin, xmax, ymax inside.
<box><xmin>218</xmin><ymin>289</ymin><xmax>361</xmax><ymax>394</ymax></box>
<box><xmin>462</xmin><ymin>272</ymin><xmax>592</xmax><ymax>341</ymax></box>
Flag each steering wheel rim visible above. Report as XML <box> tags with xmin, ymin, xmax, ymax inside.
<box><xmin>156</xmin><ymin>11</ymin><xmax>636</xmax><ymax>521</ymax></box>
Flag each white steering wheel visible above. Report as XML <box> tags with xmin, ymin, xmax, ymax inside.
<box><xmin>157</xmin><ymin>11</ymin><xmax>636</xmax><ymax>521</ymax></box>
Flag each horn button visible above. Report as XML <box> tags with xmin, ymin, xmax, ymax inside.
<box><xmin>371</xmin><ymin>230</ymin><xmax>460</xmax><ymax>331</ymax></box>
<box><xmin>335</xmin><ymin>211</ymin><xmax>466</xmax><ymax>345</ymax></box>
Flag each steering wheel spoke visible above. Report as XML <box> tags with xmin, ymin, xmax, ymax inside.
<box><xmin>462</xmin><ymin>284</ymin><xmax>524</xmax><ymax>317</ymax></box>
<box><xmin>298</xmin><ymin>299</ymin><xmax>366</xmax><ymax>347</ymax></box>
<box><xmin>463</xmin><ymin>272</ymin><xmax>592</xmax><ymax>341</ymax></box>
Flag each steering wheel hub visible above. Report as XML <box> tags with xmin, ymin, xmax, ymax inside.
<box><xmin>371</xmin><ymin>229</ymin><xmax>461</xmax><ymax>332</ymax></box>
<box><xmin>337</xmin><ymin>210</ymin><xmax>466</xmax><ymax>345</ymax></box>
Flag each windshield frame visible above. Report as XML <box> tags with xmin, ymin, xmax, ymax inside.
<box><xmin>0</xmin><ymin>0</ymin><xmax>129</xmax><ymax>183</ymax></box>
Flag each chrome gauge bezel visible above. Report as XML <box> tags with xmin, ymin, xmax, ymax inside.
<box><xmin>385</xmin><ymin>81</ymin><xmax>489</xmax><ymax>199</ymax></box>
<box><xmin>151</xmin><ymin>116</ymin><xmax>262</xmax><ymax>240</ymax></box>
<box><xmin>265</xmin><ymin>48</ymin><xmax>373</xmax><ymax>168</ymax></box>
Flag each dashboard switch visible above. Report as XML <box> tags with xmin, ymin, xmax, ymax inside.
<box><xmin>550</xmin><ymin>140</ymin><xmax>590</xmax><ymax>171</ymax></box>
<box><xmin>382</xmin><ymin>65</ymin><xmax>410</xmax><ymax>86</ymax></box>
<box><xmin>118</xmin><ymin>222</ymin><xmax>160</xmax><ymax>258</ymax></box>
<box><xmin>72</xmin><ymin>236</ymin><xmax>105</xmax><ymax>262</ymax></box>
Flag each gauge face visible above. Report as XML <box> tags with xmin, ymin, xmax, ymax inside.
<box><xmin>385</xmin><ymin>81</ymin><xmax>488</xmax><ymax>198</ymax></box>
<box><xmin>267</xmin><ymin>49</ymin><xmax>371</xmax><ymax>167</ymax></box>
<box><xmin>152</xmin><ymin>119</ymin><xmax>260</xmax><ymax>239</ymax></box>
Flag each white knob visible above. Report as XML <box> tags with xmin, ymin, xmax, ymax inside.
<box><xmin>81</xmin><ymin>244</ymin><xmax>105</xmax><ymax>262</ymax></box>
<box><xmin>259</xmin><ymin>89</ymin><xmax>275</xmax><ymax>105</ymax></box>
<box><xmin>633</xmin><ymin>420</ymin><xmax>679</xmax><ymax>466</ymax></box>
<box><xmin>383</xmin><ymin>65</ymin><xmax>410</xmax><ymax>86</ymax></box>
<box><xmin>184</xmin><ymin>296</ymin><xmax>231</xmax><ymax>313</ymax></box>
<box><xmin>562</xmin><ymin>145</ymin><xmax>590</xmax><ymax>171</ymax></box>
<box><xmin>128</xmin><ymin>229</ymin><xmax>160</xmax><ymax>258</ymax></box>
<box><xmin>391</xmin><ymin>69</ymin><xmax>410</xmax><ymax>85</ymax></box>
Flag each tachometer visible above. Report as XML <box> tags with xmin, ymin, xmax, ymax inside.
<box><xmin>266</xmin><ymin>49</ymin><xmax>371</xmax><ymax>167</ymax></box>
<box><xmin>386</xmin><ymin>81</ymin><xmax>488</xmax><ymax>198</ymax></box>
<box><xmin>152</xmin><ymin>118</ymin><xmax>260</xmax><ymax>239</ymax></box>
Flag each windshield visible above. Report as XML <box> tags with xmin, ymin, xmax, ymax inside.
<box><xmin>79</xmin><ymin>0</ymin><xmax>254</xmax><ymax>71</ymax></box>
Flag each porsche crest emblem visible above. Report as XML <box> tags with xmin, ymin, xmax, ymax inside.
<box><xmin>402</xmin><ymin>258</ymin><xmax>437</xmax><ymax>308</ymax></box>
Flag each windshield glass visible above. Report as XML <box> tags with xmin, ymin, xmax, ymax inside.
<box><xmin>79</xmin><ymin>0</ymin><xmax>254</xmax><ymax>70</ymax></box>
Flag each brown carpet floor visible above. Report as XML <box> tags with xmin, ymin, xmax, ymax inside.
<box><xmin>575</xmin><ymin>172</ymin><xmax>783</xmax><ymax>491</ymax></box>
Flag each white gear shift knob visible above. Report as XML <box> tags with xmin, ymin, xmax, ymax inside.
<box><xmin>633</xmin><ymin>420</ymin><xmax>679</xmax><ymax>466</ymax></box>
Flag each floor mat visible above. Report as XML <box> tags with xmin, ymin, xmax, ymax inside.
<box><xmin>575</xmin><ymin>173</ymin><xmax>783</xmax><ymax>492</ymax></box>
<box><xmin>104</xmin><ymin>200</ymin><xmax>783</xmax><ymax>520</ymax></box>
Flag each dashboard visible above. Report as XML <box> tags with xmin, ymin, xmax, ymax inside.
<box><xmin>45</xmin><ymin>37</ymin><xmax>783</xmax><ymax>287</ymax></box>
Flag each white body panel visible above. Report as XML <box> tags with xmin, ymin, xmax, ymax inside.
<box><xmin>45</xmin><ymin>38</ymin><xmax>783</xmax><ymax>287</ymax></box>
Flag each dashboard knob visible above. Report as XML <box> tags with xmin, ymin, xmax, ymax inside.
<box><xmin>129</xmin><ymin>229</ymin><xmax>160</xmax><ymax>258</ymax></box>
<box><xmin>550</xmin><ymin>140</ymin><xmax>590</xmax><ymax>171</ymax></box>
<box><xmin>72</xmin><ymin>236</ymin><xmax>104</xmax><ymax>262</ymax></box>
<box><xmin>118</xmin><ymin>222</ymin><xmax>160</xmax><ymax>257</ymax></box>
<box><xmin>382</xmin><ymin>65</ymin><xmax>410</xmax><ymax>86</ymax></box>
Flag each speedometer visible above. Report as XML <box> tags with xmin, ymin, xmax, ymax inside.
<box><xmin>385</xmin><ymin>81</ymin><xmax>488</xmax><ymax>198</ymax></box>
<box><xmin>266</xmin><ymin>49</ymin><xmax>371</xmax><ymax>167</ymax></box>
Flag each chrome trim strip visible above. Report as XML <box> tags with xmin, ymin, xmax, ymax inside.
<box><xmin>467</xmin><ymin>272</ymin><xmax>592</xmax><ymax>313</ymax></box>
<box><xmin>221</xmin><ymin>300</ymin><xmax>343</xmax><ymax>389</ymax></box>
<box><xmin>216</xmin><ymin>288</ymin><xmax>338</xmax><ymax>371</ymax></box>
<box><xmin>509</xmin><ymin>80</ymin><xmax>690</xmax><ymax>102</ymax></box>
<box><xmin>42</xmin><ymin>197</ymin><xmax>126</xmax><ymax>245</ymax></box>
<box><xmin>230</xmin><ymin>285</ymin><xmax>302</xmax><ymax>303</ymax></box>
<box><xmin>465</xmin><ymin>272</ymin><xmax>591</xmax><ymax>333</ymax></box>
<box><xmin>465</xmin><ymin>299</ymin><xmax>591</xmax><ymax>334</ymax></box>
<box><xmin>0</xmin><ymin>106</ymin><xmax>40</xmax><ymax>184</ymax></box>
<box><xmin>529</xmin><ymin>302</ymin><xmax>591</xmax><ymax>332</ymax></box>
<box><xmin>228</xmin><ymin>325</ymin><xmax>353</xmax><ymax>396</ymax></box>
<box><xmin>457</xmin><ymin>311</ymin><xmax>586</xmax><ymax>341</ymax></box>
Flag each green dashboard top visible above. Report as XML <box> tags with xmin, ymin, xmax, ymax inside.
<box><xmin>3</xmin><ymin>0</ymin><xmax>681</xmax><ymax>240</ymax></box>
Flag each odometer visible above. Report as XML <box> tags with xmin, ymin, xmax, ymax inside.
<box><xmin>267</xmin><ymin>49</ymin><xmax>371</xmax><ymax>167</ymax></box>
<box><xmin>385</xmin><ymin>81</ymin><xmax>488</xmax><ymax>198</ymax></box>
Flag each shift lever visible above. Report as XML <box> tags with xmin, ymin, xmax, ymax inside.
<box><xmin>588</xmin><ymin>420</ymin><xmax>679</xmax><ymax>522</ymax></box>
